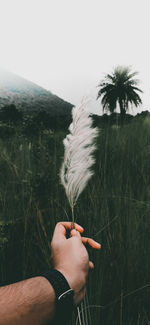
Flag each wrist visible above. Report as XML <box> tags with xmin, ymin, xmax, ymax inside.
<box><xmin>55</xmin><ymin>267</ymin><xmax>77</xmax><ymax>291</ymax></box>
<box><xmin>55</xmin><ymin>267</ymin><xmax>85</xmax><ymax>297</ymax></box>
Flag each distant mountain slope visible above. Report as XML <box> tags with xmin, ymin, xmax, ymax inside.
<box><xmin>0</xmin><ymin>69</ymin><xmax>73</xmax><ymax>115</ymax></box>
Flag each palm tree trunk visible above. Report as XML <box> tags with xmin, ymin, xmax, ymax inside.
<box><xmin>119</xmin><ymin>99</ymin><xmax>125</xmax><ymax>124</ymax></box>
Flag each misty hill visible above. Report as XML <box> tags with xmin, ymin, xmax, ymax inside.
<box><xmin>0</xmin><ymin>69</ymin><xmax>73</xmax><ymax>115</ymax></box>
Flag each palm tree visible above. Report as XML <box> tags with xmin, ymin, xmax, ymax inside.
<box><xmin>97</xmin><ymin>66</ymin><xmax>143</xmax><ymax>117</ymax></box>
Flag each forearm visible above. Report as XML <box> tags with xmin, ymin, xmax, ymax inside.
<box><xmin>0</xmin><ymin>276</ymin><xmax>56</xmax><ymax>325</ymax></box>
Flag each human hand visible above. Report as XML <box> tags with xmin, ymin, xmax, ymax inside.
<box><xmin>50</xmin><ymin>222</ymin><xmax>101</xmax><ymax>306</ymax></box>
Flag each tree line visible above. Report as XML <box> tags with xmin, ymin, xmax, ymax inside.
<box><xmin>0</xmin><ymin>65</ymin><xmax>144</xmax><ymax>137</ymax></box>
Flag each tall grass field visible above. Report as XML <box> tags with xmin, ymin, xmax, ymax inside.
<box><xmin>0</xmin><ymin>116</ymin><xmax>150</xmax><ymax>324</ymax></box>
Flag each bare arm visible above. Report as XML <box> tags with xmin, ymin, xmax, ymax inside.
<box><xmin>0</xmin><ymin>276</ymin><xmax>55</xmax><ymax>325</ymax></box>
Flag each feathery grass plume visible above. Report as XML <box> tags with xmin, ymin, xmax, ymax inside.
<box><xmin>60</xmin><ymin>100</ymin><xmax>98</xmax><ymax>220</ymax></box>
<box><xmin>60</xmin><ymin>100</ymin><xmax>98</xmax><ymax>325</ymax></box>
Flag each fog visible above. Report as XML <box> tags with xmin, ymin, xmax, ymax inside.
<box><xmin>0</xmin><ymin>0</ymin><xmax>149</xmax><ymax>114</ymax></box>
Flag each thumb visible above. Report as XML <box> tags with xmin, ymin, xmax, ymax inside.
<box><xmin>70</xmin><ymin>229</ymin><xmax>81</xmax><ymax>238</ymax></box>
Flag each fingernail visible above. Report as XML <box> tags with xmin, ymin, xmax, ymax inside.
<box><xmin>95</xmin><ymin>241</ymin><xmax>101</xmax><ymax>247</ymax></box>
<box><xmin>79</xmin><ymin>226</ymin><xmax>84</xmax><ymax>232</ymax></box>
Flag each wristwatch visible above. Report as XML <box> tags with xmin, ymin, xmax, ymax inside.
<box><xmin>42</xmin><ymin>269</ymin><xmax>74</xmax><ymax>322</ymax></box>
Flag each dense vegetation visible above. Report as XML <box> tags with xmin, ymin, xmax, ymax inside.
<box><xmin>0</xmin><ymin>105</ymin><xmax>150</xmax><ymax>324</ymax></box>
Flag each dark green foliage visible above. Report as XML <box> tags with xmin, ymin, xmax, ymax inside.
<box><xmin>0</xmin><ymin>113</ymin><xmax>150</xmax><ymax>324</ymax></box>
<box><xmin>0</xmin><ymin>104</ymin><xmax>23</xmax><ymax>125</ymax></box>
<box><xmin>0</xmin><ymin>124</ymin><xmax>16</xmax><ymax>138</ymax></box>
<box><xmin>92</xmin><ymin>111</ymin><xmax>134</xmax><ymax>128</ymax></box>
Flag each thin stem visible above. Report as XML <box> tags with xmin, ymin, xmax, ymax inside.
<box><xmin>85</xmin><ymin>291</ymin><xmax>92</xmax><ymax>325</ymax></box>
<box><xmin>120</xmin><ymin>290</ymin><xmax>123</xmax><ymax>325</ymax></box>
<box><xmin>81</xmin><ymin>301</ymin><xmax>86</xmax><ymax>325</ymax></box>
<box><xmin>71</xmin><ymin>205</ymin><xmax>89</xmax><ymax>325</ymax></box>
<box><xmin>71</xmin><ymin>204</ymin><xmax>75</xmax><ymax>228</ymax></box>
<box><xmin>77</xmin><ymin>306</ymin><xmax>82</xmax><ymax>325</ymax></box>
<box><xmin>83</xmin><ymin>295</ymin><xmax>88</xmax><ymax>325</ymax></box>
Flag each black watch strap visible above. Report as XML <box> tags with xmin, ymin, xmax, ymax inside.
<box><xmin>41</xmin><ymin>269</ymin><xmax>74</xmax><ymax>323</ymax></box>
<box><xmin>42</xmin><ymin>269</ymin><xmax>72</xmax><ymax>300</ymax></box>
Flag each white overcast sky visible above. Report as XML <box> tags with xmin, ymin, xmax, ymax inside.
<box><xmin>0</xmin><ymin>0</ymin><xmax>149</xmax><ymax>115</ymax></box>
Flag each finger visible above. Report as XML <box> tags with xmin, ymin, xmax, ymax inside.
<box><xmin>81</xmin><ymin>237</ymin><xmax>101</xmax><ymax>249</ymax></box>
<box><xmin>89</xmin><ymin>261</ymin><xmax>94</xmax><ymax>269</ymax></box>
<box><xmin>52</xmin><ymin>222</ymin><xmax>84</xmax><ymax>242</ymax></box>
